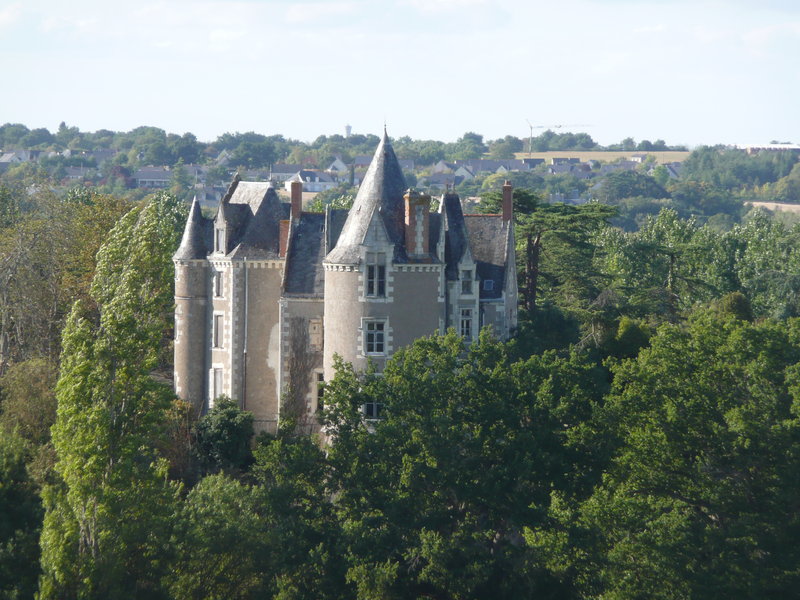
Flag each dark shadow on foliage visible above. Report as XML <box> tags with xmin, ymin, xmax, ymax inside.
<box><xmin>193</xmin><ymin>396</ymin><xmax>254</xmax><ymax>476</ymax></box>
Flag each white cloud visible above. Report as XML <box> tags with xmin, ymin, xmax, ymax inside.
<box><xmin>0</xmin><ymin>3</ymin><xmax>22</xmax><ymax>29</ymax></box>
<box><xmin>633</xmin><ymin>23</ymin><xmax>666</xmax><ymax>34</ymax></box>
<box><xmin>742</xmin><ymin>21</ymin><xmax>800</xmax><ymax>55</ymax></box>
<box><xmin>284</xmin><ymin>1</ymin><xmax>357</xmax><ymax>23</ymax></box>
<box><xmin>400</xmin><ymin>0</ymin><xmax>487</xmax><ymax>13</ymax></box>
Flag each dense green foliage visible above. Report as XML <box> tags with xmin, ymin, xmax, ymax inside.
<box><xmin>2</xmin><ymin>129</ymin><xmax>800</xmax><ymax>597</ymax></box>
<box><xmin>39</xmin><ymin>192</ymin><xmax>186</xmax><ymax>599</ymax></box>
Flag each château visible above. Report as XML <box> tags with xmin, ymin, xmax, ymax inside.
<box><xmin>173</xmin><ymin>131</ymin><xmax>518</xmax><ymax>431</ymax></box>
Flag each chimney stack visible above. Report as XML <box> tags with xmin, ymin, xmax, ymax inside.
<box><xmin>404</xmin><ymin>188</ymin><xmax>431</xmax><ymax>257</ymax></box>
<box><xmin>502</xmin><ymin>180</ymin><xmax>513</xmax><ymax>222</ymax></box>
<box><xmin>290</xmin><ymin>180</ymin><xmax>303</xmax><ymax>221</ymax></box>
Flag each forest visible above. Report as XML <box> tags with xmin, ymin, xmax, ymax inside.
<box><xmin>1</xmin><ymin>127</ymin><xmax>800</xmax><ymax>598</ymax></box>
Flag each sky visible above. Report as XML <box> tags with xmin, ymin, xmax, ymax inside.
<box><xmin>1</xmin><ymin>0</ymin><xmax>799</xmax><ymax>147</ymax></box>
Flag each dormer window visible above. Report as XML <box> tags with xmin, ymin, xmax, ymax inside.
<box><xmin>366</xmin><ymin>252</ymin><xmax>386</xmax><ymax>297</ymax></box>
<box><xmin>215</xmin><ymin>228</ymin><xmax>225</xmax><ymax>253</ymax></box>
<box><xmin>461</xmin><ymin>269</ymin><xmax>473</xmax><ymax>295</ymax></box>
<box><xmin>483</xmin><ymin>279</ymin><xmax>494</xmax><ymax>292</ymax></box>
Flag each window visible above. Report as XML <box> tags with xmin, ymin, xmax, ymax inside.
<box><xmin>215</xmin><ymin>228</ymin><xmax>225</xmax><ymax>253</ymax></box>
<box><xmin>366</xmin><ymin>252</ymin><xmax>386</xmax><ymax>297</ymax></box>
<box><xmin>309</xmin><ymin>319</ymin><xmax>323</xmax><ymax>350</ymax></box>
<box><xmin>483</xmin><ymin>279</ymin><xmax>494</xmax><ymax>291</ymax></box>
<box><xmin>362</xmin><ymin>402</ymin><xmax>383</xmax><ymax>419</ymax></box>
<box><xmin>461</xmin><ymin>269</ymin><xmax>473</xmax><ymax>295</ymax></box>
<box><xmin>214</xmin><ymin>271</ymin><xmax>223</xmax><ymax>297</ymax></box>
<box><xmin>364</xmin><ymin>320</ymin><xmax>385</xmax><ymax>354</ymax></box>
<box><xmin>316</xmin><ymin>372</ymin><xmax>325</xmax><ymax>411</ymax></box>
<box><xmin>213</xmin><ymin>314</ymin><xmax>224</xmax><ymax>348</ymax></box>
<box><xmin>460</xmin><ymin>308</ymin><xmax>472</xmax><ymax>339</ymax></box>
<box><xmin>212</xmin><ymin>368</ymin><xmax>223</xmax><ymax>400</ymax></box>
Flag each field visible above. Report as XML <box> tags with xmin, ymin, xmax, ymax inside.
<box><xmin>747</xmin><ymin>201</ymin><xmax>800</xmax><ymax>213</ymax></box>
<box><xmin>514</xmin><ymin>150</ymin><xmax>691</xmax><ymax>164</ymax></box>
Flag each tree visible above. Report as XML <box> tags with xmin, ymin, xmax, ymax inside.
<box><xmin>193</xmin><ymin>396</ymin><xmax>254</xmax><ymax>475</ymax></box>
<box><xmin>488</xmin><ymin>136</ymin><xmax>523</xmax><ymax>159</ymax></box>
<box><xmin>306</xmin><ymin>184</ymin><xmax>356</xmax><ymax>212</ymax></box>
<box><xmin>0</xmin><ymin>186</ymin><xmax>131</xmax><ymax>369</ymax></box>
<box><xmin>0</xmin><ymin>431</ymin><xmax>43</xmax><ymax>600</ymax></box>
<box><xmin>250</xmin><ymin>432</ymin><xmax>347</xmax><ymax>599</ymax></box>
<box><xmin>0</xmin><ymin>357</ymin><xmax>58</xmax><ymax>447</ymax></box>
<box><xmin>569</xmin><ymin>314</ymin><xmax>800</xmax><ymax>598</ymax></box>
<box><xmin>321</xmin><ymin>331</ymin><xmax>608</xmax><ymax>600</ymax></box>
<box><xmin>39</xmin><ymin>191</ymin><xmax>186</xmax><ymax>599</ymax></box>
<box><xmin>0</xmin><ymin>123</ymin><xmax>30</xmax><ymax>147</ymax></box>
<box><xmin>446</xmin><ymin>132</ymin><xmax>487</xmax><ymax>160</ymax></box>
<box><xmin>478</xmin><ymin>190</ymin><xmax>616</xmax><ymax>326</ymax></box>
<box><xmin>167</xmin><ymin>474</ymin><xmax>269</xmax><ymax>600</ymax></box>
<box><xmin>168</xmin><ymin>132</ymin><xmax>202</xmax><ymax>165</ymax></box>
<box><xmin>596</xmin><ymin>170</ymin><xmax>668</xmax><ymax>204</ymax></box>
<box><xmin>170</xmin><ymin>159</ymin><xmax>192</xmax><ymax>200</ymax></box>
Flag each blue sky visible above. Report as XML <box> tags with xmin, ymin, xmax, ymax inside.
<box><xmin>1</xmin><ymin>0</ymin><xmax>799</xmax><ymax>147</ymax></box>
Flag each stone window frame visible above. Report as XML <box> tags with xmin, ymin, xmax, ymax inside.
<box><xmin>460</xmin><ymin>308</ymin><xmax>473</xmax><ymax>339</ymax></box>
<box><xmin>213</xmin><ymin>270</ymin><xmax>224</xmax><ymax>298</ymax></box>
<box><xmin>365</xmin><ymin>252</ymin><xmax>387</xmax><ymax>298</ymax></box>
<box><xmin>363</xmin><ymin>318</ymin><xmax>387</xmax><ymax>356</ymax></box>
<box><xmin>315</xmin><ymin>371</ymin><xmax>325</xmax><ymax>412</ymax></box>
<box><xmin>361</xmin><ymin>401</ymin><xmax>383</xmax><ymax>420</ymax></box>
<box><xmin>209</xmin><ymin>365</ymin><xmax>224</xmax><ymax>406</ymax></box>
<box><xmin>212</xmin><ymin>313</ymin><xmax>224</xmax><ymax>348</ymax></box>
<box><xmin>309</xmin><ymin>318</ymin><xmax>323</xmax><ymax>351</ymax></box>
<box><xmin>461</xmin><ymin>268</ymin><xmax>473</xmax><ymax>295</ymax></box>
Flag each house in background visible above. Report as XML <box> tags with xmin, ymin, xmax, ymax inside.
<box><xmin>133</xmin><ymin>166</ymin><xmax>171</xmax><ymax>188</ymax></box>
<box><xmin>284</xmin><ymin>169</ymin><xmax>338</xmax><ymax>193</ymax></box>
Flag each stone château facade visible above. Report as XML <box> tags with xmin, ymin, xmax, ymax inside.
<box><xmin>173</xmin><ymin>132</ymin><xmax>518</xmax><ymax>432</ymax></box>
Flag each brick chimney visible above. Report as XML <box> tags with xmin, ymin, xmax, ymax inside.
<box><xmin>290</xmin><ymin>180</ymin><xmax>302</xmax><ymax>221</ymax></box>
<box><xmin>502</xmin><ymin>180</ymin><xmax>513</xmax><ymax>222</ymax></box>
<box><xmin>404</xmin><ymin>188</ymin><xmax>431</xmax><ymax>257</ymax></box>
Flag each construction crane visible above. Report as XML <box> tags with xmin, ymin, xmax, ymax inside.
<box><xmin>526</xmin><ymin>120</ymin><xmax>593</xmax><ymax>157</ymax></box>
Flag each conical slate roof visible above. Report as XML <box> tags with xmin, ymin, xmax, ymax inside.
<box><xmin>324</xmin><ymin>131</ymin><xmax>406</xmax><ymax>264</ymax></box>
<box><xmin>174</xmin><ymin>197</ymin><xmax>211</xmax><ymax>260</ymax></box>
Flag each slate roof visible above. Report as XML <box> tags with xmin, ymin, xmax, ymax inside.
<box><xmin>271</xmin><ymin>163</ymin><xmax>303</xmax><ymax>174</ymax></box>
<box><xmin>440</xmin><ymin>191</ymin><xmax>470</xmax><ymax>281</ymax></box>
<box><xmin>326</xmin><ymin>209</ymin><xmax>349</xmax><ymax>255</ymax></box>
<box><xmin>289</xmin><ymin>169</ymin><xmax>336</xmax><ymax>184</ymax></box>
<box><xmin>174</xmin><ymin>197</ymin><xmax>213</xmax><ymax>260</ymax></box>
<box><xmin>208</xmin><ymin>180</ymin><xmax>289</xmax><ymax>259</ymax></box>
<box><xmin>428</xmin><ymin>213</ymin><xmax>442</xmax><ymax>259</ymax></box>
<box><xmin>284</xmin><ymin>208</ymin><xmax>351</xmax><ymax>296</ymax></box>
<box><xmin>324</xmin><ymin>132</ymin><xmax>407</xmax><ymax>264</ymax></box>
<box><xmin>454</xmin><ymin>159</ymin><xmax>530</xmax><ymax>173</ymax></box>
<box><xmin>133</xmin><ymin>166</ymin><xmax>171</xmax><ymax>180</ymax></box>
<box><xmin>229</xmin><ymin>184</ymin><xmax>284</xmax><ymax>259</ymax></box>
<box><xmin>284</xmin><ymin>213</ymin><xmax>327</xmax><ymax>296</ymax></box>
<box><xmin>463</xmin><ymin>215</ymin><xmax>509</xmax><ymax>299</ymax></box>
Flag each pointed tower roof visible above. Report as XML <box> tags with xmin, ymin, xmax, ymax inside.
<box><xmin>324</xmin><ymin>131</ymin><xmax>407</xmax><ymax>264</ymax></box>
<box><xmin>174</xmin><ymin>197</ymin><xmax>211</xmax><ymax>260</ymax></box>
